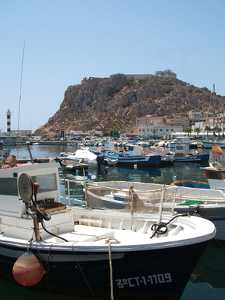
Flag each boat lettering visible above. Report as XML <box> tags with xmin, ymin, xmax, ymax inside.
<box><xmin>115</xmin><ymin>273</ymin><xmax>172</xmax><ymax>288</ymax></box>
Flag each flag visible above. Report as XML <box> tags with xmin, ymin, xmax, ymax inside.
<box><xmin>211</xmin><ymin>144</ymin><xmax>224</xmax><ymax>156</ymax></box>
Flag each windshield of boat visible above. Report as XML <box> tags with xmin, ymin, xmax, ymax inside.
<box><xmin>31</xmin><ymin>173</ymin><xmax>57</xmax><ymax>193</ymax></box>
<box><xmin>0</xmin><ymin>178</ymin><xmax>18</xmax><ymax>195</ymax></box>
<box><xmin>0</xmin><ymin>173</ymin><xmax>58</xmax><ymax>196</ymax></box>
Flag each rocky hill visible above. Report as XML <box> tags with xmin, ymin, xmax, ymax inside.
<box><xmin>36</xmin><ymin>72</ymin><xmax>225</xmax><ymax>136</ymax></box>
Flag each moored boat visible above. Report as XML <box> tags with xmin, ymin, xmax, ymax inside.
<box><xmin>58</xmin><ymin>148</ymin><xmax>97</xmax><ymax>166</ymax></box>
<box><xmin>57</xmin><ymin>159</ymin><xmax>96</xmax><ymax>183</ymax></box>
<box><xmin>103</xmin><ymin>151</ymin><xmax>161</xmax><ymax>168</ymax></box>
<box><xmin>0</xmin><ymin>162</ymin><xmax>215</xmax><ymax>299</ymax></box>
<box><xmin>165</xmin><ymin>138</ymin><xmax>209</xmax><ymax>163</ymax></box>
<box><xmin>85</xmin><ymin>179</ymin><xmax>225</xmax><ymax>240</ymax></box>
<box><xmin>203</xmin><ymin>139</ymin><xmax>225</xmax><ymax>149</ymax></box>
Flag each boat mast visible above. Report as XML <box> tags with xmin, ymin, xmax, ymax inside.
<box><xmin>17</xmin><ymin>41</ymin><xmax>25</xmax><ymax>131</ymax></box>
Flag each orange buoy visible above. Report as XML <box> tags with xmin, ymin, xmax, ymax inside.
<box><xmin>12</xmin><ymin>252</ymin><xmax>45</xmax><ymax>287</ymax></box>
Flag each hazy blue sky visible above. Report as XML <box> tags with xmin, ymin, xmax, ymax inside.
<box><xmin>1</xmin><ymin>0</ymin><xmax>225</xmax><ymax>131</ymax></box>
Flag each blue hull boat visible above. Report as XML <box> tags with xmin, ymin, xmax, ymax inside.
<box><xmin>103</xmin><ymin>151</ymin><xmax>161</xmax><ymax>168</ymax></box>
<box><xmin>174</xmin><ymin>153</ymin><xmax>209</xmax><ymax>163</ymax></box>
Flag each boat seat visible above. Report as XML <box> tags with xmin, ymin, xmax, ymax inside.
<box><xmin>109</xmin><ymin>218</ymin><xmax>150</xmax><ymax>233</ymax></box>
<box><xmin>72</xmin><ymin>225</ymin><xmax>115</xmax><ymax>241</ymax></box>
<box><xmin>46</xmin><ymin>225</ymin><xmax>115</xmax><ymax>243</ymax></box>
<box><xmin>168</xmin><ymin>225</ymin><xmax>183</xmax><ymax>236</ymax></box>
<box><xmin>140</xmin><ymin>220</ymin><xmax>150</xmax><ymax>234</ymax></box>
<box><xmin>78</xmin><ymin>217</ymin><xmax>103</xmax><ymax>227</ymax></box>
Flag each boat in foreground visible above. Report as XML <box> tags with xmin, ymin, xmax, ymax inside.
<box><xmin>0</xmin><ymin>162</ymin><xmax>215</xmax><ymax>300</ymax></box>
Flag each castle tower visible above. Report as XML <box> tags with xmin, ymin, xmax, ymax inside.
<box><xmin>7</xmin><ymin>110</ymin><xmax>11</xmax><ymax>134</ymax></box>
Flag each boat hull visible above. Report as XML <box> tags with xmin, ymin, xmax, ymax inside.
<box><xmin>116</xmin><ymin>155</ymin><xmax>161</xmax><ymax>168</ymax></box>
<box><xmin>102</xmin><ymin>152</ymin><xmax>161</xmax><ymax>168</ymax></box>
<box><xmin>203</xmin><ymin>141</ymin><xmax>225</xmax><ymax>149</ymax></box>
<box><xmin>174</xmin><ymin>153</ymin><xmax>209</xmax><ymax>163</ymax></box>
<box><xmin>159</xmin><ymin>159</ymin><xmax>174</xmax><ymax>167</ymax></box>
<box><xmin>175</xmin><ymin>204</ymin><xmax>225</xmax><ymax>240</ymax></box>
<box><xmin>0</xmin><ymin>240</ymin><xmax>208</xmax><ymax>300</ymax></box>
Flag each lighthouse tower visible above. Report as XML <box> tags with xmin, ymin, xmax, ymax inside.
<box><xmin>7</xmin><ymin>110</ymin><xmax>11</xmax><ymax>134</ymax></box>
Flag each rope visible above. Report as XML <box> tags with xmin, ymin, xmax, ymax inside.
<box><xmin>70</xmin><ymin>245</ymin><xmax>97</xmax><ymax>299</ymax></box>
<box><xmin>30</xmin><ymin>192</ymin><xmax>69</xmax><ymax>243</ymax></box>
<box><xmin>73</xmin><ymin>247</ymin><xmax>97</xmax><ymax>300</ymax></box>
<box><xmin>107</xmin><ymin>240</ymin><xmax>114</xmax><ymax>300</ymax></box>
<box><xmin>40</xmin><ymin>221</ymin><xmax>68</xmax><ymax>242</ymax></box>
<box><xmin>150</xmin><ymin>213</ymin><xmax>188</xmax><ymax>239</ymax></box>
<box><xmin>46</xmin><ymin>244</ymin><xmax>53</xmax><ymax>273</ymax></box>
<box><xmin>129</xmin><ymin>186</ymin><xmax>134</xmax><ymax>216</ymax></box>
<box><xmin>26</xmin><ymin>232</ymin><xmax>34</xmax><ymax>252</ymax></box>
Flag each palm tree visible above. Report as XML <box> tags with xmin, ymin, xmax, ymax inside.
<box><xmin>185</xmin><ymin>127</ymin><xmax>192</xmax><ymax>137</ymax></box>
<box><xmin>216</xmin><ymin>126</ymin><xmax>222</xmax><ymax>136</ymax></box>
<box><xmin>223</xmin><ymin>127</ymin><xmax>225</xmax><ymax>137</ymax></box>
<box><xmin>213</xmin><ymin>126</ymin><xmax>221</xmax><ymax>136</ymax></box>
<box><xmin>194</xmin><ymin>127</ymin><xmax>201</xmax><ymax>137</ymax></box>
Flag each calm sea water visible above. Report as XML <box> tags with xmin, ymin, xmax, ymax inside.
<box><xmin>3</xmin><ymin>144</ymin><xmax>225</xmax><ymax>300</ymax></box>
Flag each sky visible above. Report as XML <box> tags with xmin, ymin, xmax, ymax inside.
<box><xmin>0</xmin><ymin>0</ymin><xmax>225</xmax><ymax>131</ymax></box>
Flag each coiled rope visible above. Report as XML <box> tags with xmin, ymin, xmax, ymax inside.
<box><xmin>150</xmin><ymin>213</ymin><xmax>188</xmax><ymax>239</ymax></box>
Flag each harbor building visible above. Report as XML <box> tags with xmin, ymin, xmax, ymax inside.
<box><xmin>192</xmin><ymin>114</ymin><xmax>225</xmax><ymax>135</ymax></box>
<box><xmin>188</xmin><ymin>111</ymin><xmax>204</xmax><ymax>123</ymax></box>
<box><xmin>136</xmin><ymin>115</ymin><xmax>183</xmax><ymax>138</ymax></box>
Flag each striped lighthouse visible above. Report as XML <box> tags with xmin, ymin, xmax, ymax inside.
<box><xmin>7</xmin><ymin>109</ymin><xmax>11</xmax><ymax>134</ymax></box>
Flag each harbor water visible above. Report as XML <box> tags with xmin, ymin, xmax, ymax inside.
<box><xmin>4</xmin><ymin>144</ymin><xmax>225</xmax><ymax>300</ymax></box>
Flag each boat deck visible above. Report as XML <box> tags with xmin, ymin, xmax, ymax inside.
<box><xmin>44</xmin><ymin>222</ymin><xmax>184</xmax><ymax>247</ymax></box>
<box><xmin>0</xmin><ymin>207</ymin><xmax>216</xmax><ymax>250</ymax></box>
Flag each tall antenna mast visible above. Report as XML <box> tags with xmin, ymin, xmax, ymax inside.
<box><xmin>17</xmin><ymin>41</ymin><xmax>25</xmax><ymax>131</ymax></box>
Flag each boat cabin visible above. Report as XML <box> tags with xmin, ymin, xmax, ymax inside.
<box><xmin>166</xmin><ymin>138</ymin><xmax>199</xmax><ymax>155</ymax></box>
<box><xmin>0</xmin><ymin>162</ymin><xmax>75</xmax><ymax>240</ymax></box>
<box><xmin>0</xmin><ymin>162</ymin><xmax>61</xmax><ymax>217</ymax></box>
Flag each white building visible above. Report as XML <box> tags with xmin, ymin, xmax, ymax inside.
<box><xmin>192</xmin><ymin>115</ymin><xmax>225</xmax><ymax>135</ymax></box>
<box><xmin>136</xmin><ymin>115</ymin><xmax>183</xmax><ymax>138</ymax></box>
<box><xmin>188</xmin><ymin>111</ymin><xmax>204</xmax><ymax>122</ymax></box>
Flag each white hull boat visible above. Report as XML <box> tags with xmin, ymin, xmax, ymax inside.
<box><xmin>85</xmin><ymin>180</ymin><xmax>225</xmax><ymax>240</ymax></box>
<box><xmin>0</xmin><ymin>162</ymin><xmax>215</xmax><ymax>299</ymax></box>
<box><xmin>67</xmin><ymin>148</ymin><xmax>97</xmax><ymax>165</ymax></box>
